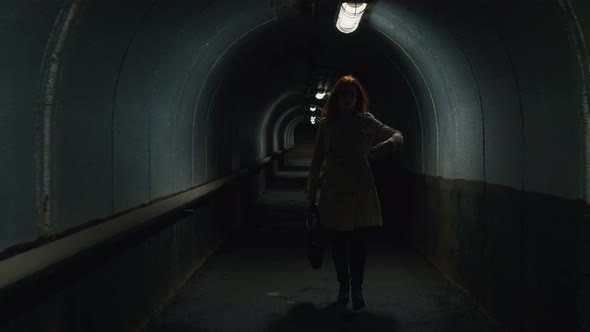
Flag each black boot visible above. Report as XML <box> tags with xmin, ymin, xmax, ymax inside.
<box><xmin>351</xmin><ymin>287</ymin><xmax>365</xmax><ymax>311</ymax></box>
<box><xmin>337</xmin><ymin>283</ymin><xmax>350</xmax><ymax>304</ymax></box>
<box><xmin>349</xmin><ymin>229</ymin><xmax>366</xmax><ymax>311</ymax></box>
<box><xmin>331</xmin><ymin>231</ymin><xmax>351</xmax><ymax>304</ymax></box>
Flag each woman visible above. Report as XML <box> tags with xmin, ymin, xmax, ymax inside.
<box><xmin>306</xmin><ymin>75</ymin><xmax>403</xmax><ymax>311</ymax></box>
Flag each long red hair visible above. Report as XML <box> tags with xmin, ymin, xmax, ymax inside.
<box><xmin>320</xmin><ymin>75</ymin><xmax>368</xmax><ymax>121</ymax></box>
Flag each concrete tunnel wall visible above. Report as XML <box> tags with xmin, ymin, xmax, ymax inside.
<box><xmin>0</xmin><ymin>0</ymin><xmax>287</xmax><ymax>250</ymax></box>
<box><xmin>284</xmin><ymin>116</ymin><xmax>312</xmax><ymax>162</ymax></box>
<box><xmin>274</xmin><ymin>106</ymin><xmax>302</xmax><ymax>152</ymax></box>
<box><xmin>0</xmin><ymin>0</ymin><xmax>427</xmax><ymax>253</ymax></box>
<box><xmin>0</xmin><ymin>0</ymin><xmax>589</xmax><ymax>330</ymax></box>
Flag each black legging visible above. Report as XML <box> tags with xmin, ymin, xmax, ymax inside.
<box><xmin>328</xmin><ymin>228</ymin><xmax>368</xmax><ymax>289</ymax></box>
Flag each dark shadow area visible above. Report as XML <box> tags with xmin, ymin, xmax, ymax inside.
<box><xmin>267</xmin><ymin>302</ymin><xmax>399</xmax><ymax>332</ymax></box>
<box><xmin>145</xmin><ymin>322</ymin><xmax>210</xmax><ymax>332</ymax></box>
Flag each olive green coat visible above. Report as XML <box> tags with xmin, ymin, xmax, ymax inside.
<box><xmin>306</xmin><ymin>112</ymin><xmax>403</xmax><ymax>231</ymax></box>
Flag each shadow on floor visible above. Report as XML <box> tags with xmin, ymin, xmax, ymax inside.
<box><xmin>266</xmin><ymin>302</ymin><xmax>399</xmax><ymax>332</ymax></box>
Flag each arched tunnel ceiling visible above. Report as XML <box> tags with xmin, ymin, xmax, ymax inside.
<box><xmin>0</xmin><ymin>0</ymin><xmax>588</xmax><ymax>249</ymax></box>
<box><xmin>207</xmin><ymin>6</ymin><xmax>425</xmax><ymax>172</ymax></box>
<box><xmin>203</xmin><ymin>0</ymin><xmax>588</xmax><ymax>199</ymax></box>
<box><xmin>252</xmin><ymin>0</ymin><xmax>586</xmax><ymax>192</ymax></box>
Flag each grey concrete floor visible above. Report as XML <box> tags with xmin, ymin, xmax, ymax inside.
<box><xmin>146</xmin><ymin>168</ymin><xmax>506</xmax><ymax>332</ymax></box>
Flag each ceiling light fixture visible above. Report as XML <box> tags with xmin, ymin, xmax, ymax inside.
<box><xmin>310</xmin><ymin>105</ymin><xmax>317</xmax><ymax>112</ymax></box>
<box><xmin>336</xmin><ymin>2</ymin><xmax>367</xmax><ymax>34</ymax></box>
<box><xmin>315</xmin><ymin>91</ymin><xmax>326</xmax><ymax>99</ymax></box>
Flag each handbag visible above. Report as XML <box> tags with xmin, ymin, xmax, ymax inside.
<box><xmin>306</xmin><ymin>203</ymin><xmax>325</xmax><ymax>269</ymax></box>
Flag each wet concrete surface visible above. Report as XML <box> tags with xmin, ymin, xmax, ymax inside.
<box><xmin>146</xmin><ymin>168</ymin><xmax>506</xmax><ymax>332</ymax></box>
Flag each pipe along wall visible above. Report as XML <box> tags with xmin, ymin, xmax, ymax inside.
<box><xmin>0</xmin><ymin>0</ymin><xmax>589</xmax><ymax>331</ymax></box>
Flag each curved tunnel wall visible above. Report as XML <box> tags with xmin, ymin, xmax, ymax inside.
<box><xmin>2</xmin><ymin>0</ymin><xmax>587</xmax><ymax>245</ymax></box>
<box><xmin>367</xmin><ymin>1</ymin><xmax>589</xmax><ymax>330</ymax></box>
<box><xmin>63</xmin><ymin>0</ymin><xmax>279</xmax><ymax>227</ymax></box>
<box><xmin>0</xmin><ymin>0</ymin><xmax>286</xmax><ymax>250</ymax></box>
<box><xmin>0</xmin><ymin>1</ymin><xmax>64</xmax><ymax>253</ymax></box>
<box><xmin>0</xmin><ymin>0</ymin><xmax>426</xmax><ymax>252</ymax></box>
<box><xmin>274</xmin><ymin>106</ymin><xmax>305</xmax><ymax>152</ymax></box>
<box><xmin>366</xmin><ymin>1</ymin><xmax>590</xmax><ymax>330</ymax></box>
<box><xmin>369</xmin><ymin>0</ymin><xmax>587</xmax><ymax>198</ymax></box>
<box><xmin>0</xmin><ymin>0</ymin><xmax>589</xmax><ymax>330</ymax></box>
<box><xmin>286</xmin><ymin>116</ymin><xmax>310</xmax><ymax>149</ymax></box>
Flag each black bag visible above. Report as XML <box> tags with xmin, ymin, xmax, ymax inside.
<box><xmin>306</xmin><ymin>203</ymin><xmax>324</xmax><ymax>269</ymax></box>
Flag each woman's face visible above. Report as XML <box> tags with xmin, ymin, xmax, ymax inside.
<box><xmin>336</xmin><ymin>85</ymin><xmax>357</xmax><ymax>113</ymax></box>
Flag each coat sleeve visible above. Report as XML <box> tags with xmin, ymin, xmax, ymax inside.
<box><xmin>372</xmin><ymin>114</ymin><xmax>404</xmax><ymax>149</ymax></box>
<box><xmin>306</xmin><ymin>121</ymin><xmax>326</xmax><ymax>200</ymax></box>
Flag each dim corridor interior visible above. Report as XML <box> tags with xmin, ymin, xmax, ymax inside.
<box><xmin>145</xmin><ymin>163</ymin><xmax>505</xmax><ymax>332</ymax></box>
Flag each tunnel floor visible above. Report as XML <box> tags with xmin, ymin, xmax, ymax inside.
<box><xmin>145</xmin><ymin>165</ymin><xmax>505</xmax><ymax>332</ymax></box>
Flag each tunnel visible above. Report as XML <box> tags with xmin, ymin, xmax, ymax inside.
<box><xmin>1</xmin><ymin>0</ymin><xmax>589</xmax><ymax>331</ymax></box>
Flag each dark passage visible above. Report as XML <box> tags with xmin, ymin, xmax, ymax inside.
<box><xmin>1</xmin><ymin>1</ymin><xmax>588</xmax><ymax>331</ymax></box>
<box><xmin>146</xmin><ymin>166</ymin><xmax>503</xmax><ymax>332</ymax></box>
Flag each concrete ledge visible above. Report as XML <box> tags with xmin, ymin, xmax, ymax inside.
<box><xmin>0</xmin><ymin>173</ymin><xmax>240</xmax><ymax>290</ymax></box>
<box><xmin>0</xmin><ymin>151</ymin><xmax>288</xmax><ymax>329</ymax></box>
<box><xmin>0</xmin><ymin>150</ymin><xmax>287</xmax><ymax>290</ymax></box>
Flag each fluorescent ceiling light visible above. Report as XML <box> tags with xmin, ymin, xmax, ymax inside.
<box><xmin>336</xmin><ymin>2</ymin><xmax>367</xmax><ymax>34</ymax></box>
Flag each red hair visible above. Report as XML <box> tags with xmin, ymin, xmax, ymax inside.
<box><xmin>320</xmin><ymin>75</ymin><xmax>368</xmax><ymax>121</ymax></box>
